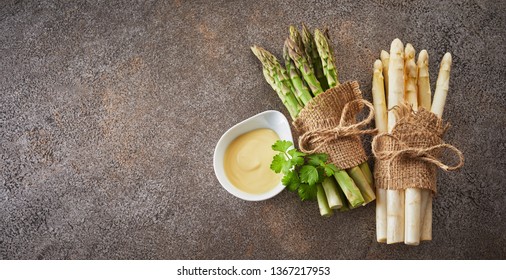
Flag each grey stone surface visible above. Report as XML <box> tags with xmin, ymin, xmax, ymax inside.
<box><xmin>1</xmin><ymin>0</ymin><xmax>505</xmax><ymax>259</ymax></box>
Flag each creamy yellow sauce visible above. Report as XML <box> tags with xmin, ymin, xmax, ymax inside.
<box><xmin>224</xmin><ymin>128</ymin><xmax>282</xmax><ymax>194</ymax></box>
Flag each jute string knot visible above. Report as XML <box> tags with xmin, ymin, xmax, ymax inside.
<box><xmin>299</xmin><ymin>99</ymin><xmax>377</xmax><ymax>154</ymax></box>
<box><xmin>372</xmin><ymin>133</ymin><xmax>465</xmax><ymax>173</ymax></box>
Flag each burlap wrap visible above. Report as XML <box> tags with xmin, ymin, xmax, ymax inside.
<box><xmin>293</xmin><ymin>81</ymin><xmax>376</xmax><ymax>169</ymax></box>
<box><xmin>372</xmin><ymin>104</ymin><xmax>464</xmax><ymax>193</ymax></box>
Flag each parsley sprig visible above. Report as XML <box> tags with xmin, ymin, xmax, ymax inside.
<box><xmin>270</xmin><ymin>140</ymin><xmax>339</xmax><ymax>201</ymax></box>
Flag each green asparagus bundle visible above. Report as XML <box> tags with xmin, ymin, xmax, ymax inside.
<box><xmin>251</xmin><ymin>24</ymin><xmax>375</xmax><ymax>216</ymax></box>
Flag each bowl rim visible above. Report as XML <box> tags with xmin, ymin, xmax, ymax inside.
<box><xmin>213</xmin><ymin>110</ymin><xmax>293</xmax><ymax>201</ymax></box>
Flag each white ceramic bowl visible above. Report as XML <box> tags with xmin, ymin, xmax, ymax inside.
<box><xmin>213</xmin><ymin>110</ymin><xmax>293</xmax><ymax>201</ymax></box>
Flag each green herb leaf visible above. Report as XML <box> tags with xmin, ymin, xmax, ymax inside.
<box><xmin>316</xmin><ymin>166</ymin><xmax>326</xmax><ymax>184</ymax></box>
<box><xmin>281</xmin><ymin>170</ymin><xmax>293</xmax><ymax>185</ymax></box>
<box><xmin>324</xmin><ymin>163</ymin><xmax>339</xmax><ymax>176</ymax></box>
<box><xmin>307</xmin><ymin>153</ymin><xmax>328</xmax><ymax>166</ymax></box>
<box><xmin>299</xmin><ymin>165</ymin><xmax>319</xmax><ymax>186</ymax></box>
<box><xmin>270</xmin><ymin>153</ymin><xmax>291</xmax><ymax>174</ymax></box>
<box><xmin>282</xmin><ymin>171</ymin><xmax>300</xmax><ymax>192</ymax></box>
<box><xmin>288</xmin><ymin>149</ymin><xmax>306</xmax><ymax>166</ymax></box>
<box><xmin>272</xmin><ymin>140</ymin><xmax>293</xmax><ymax>153</ymax></box>
<box><xmin>298</xmin><ymin>183</ymin><xmax>317</xmax><ymax>201</ymax></box>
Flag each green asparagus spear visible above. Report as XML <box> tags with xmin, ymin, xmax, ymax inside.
<box><xmin>322</xmin><ymin>177</ymin><xmax>343</xmax><ymax>209</ymax></box>
<box><xmin>334</xmin><ymin>169</ymin><xmax>364</xmax><ymax>208</ymax></box>
<box><xmin>285</xmin><ymin>38</ymin><xmax>324</xmax><ymax>96</ymax></box>
<box><xmin>314</xmin><ymin>29</ymin><xmax>339</xmax><ymax>88</ymax></box>
<box><xmin>283</xmin><ymin>44</ymin><xmax>313</xmax><ymax>106</ymax></box>
<box><xmin>323</xmin><ymin>28</ymin><xmax>334</xmax><ymax>57</ymax></box>
<box><xmin>301</xmin><ymin>23</ymin><xmax>328</xmax><ymax>90</ymax></box>
<box><xmin>336</xmin><ymin>185</ymin><xmax>350</xmax><ymax>212</ymax></box>
<box><xmin>289</xmin><ymin>25</ymin><xmax>311</xmax><ymax>67</ymax></box>
<box><xmin>317</xmin><ymin>184</ymin><xmax>333</xmax><ymax>217</ymax></box>
<box><xmin>359</xmin><ymin>161</ymin><xmax>374</xmax><ymax>186</ymax></box>
<box><xmin>346</xmin><ymin>166</ymin><xmax>376</xmax><ymax>204</ymax></box>
<box><xmin>282</xmin><ymin>45</ymin><xmax>303</xmax><ymax>106</ymax></box>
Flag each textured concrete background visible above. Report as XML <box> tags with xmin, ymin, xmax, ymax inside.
<box><xmin>1</xmin><ymin>0</ymin><xmax>505</xmax><ymax>259</ymax></box>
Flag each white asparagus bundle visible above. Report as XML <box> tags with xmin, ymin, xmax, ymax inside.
<box><xmin>373</xmin><ymin>39</ymin><xmax>453</xmax><ymax>244</ymax></box>
<box><xmin>403</xmin><ymin>43</ymin><xmax>421</xmax><ymax>245</ymax></box>
<box><xmin>386</xmin><ymin>38</ymin><xmax>405</xmax><ymax>244</ymax></box>
<box><xmin>372</xmin><ymin>59</ymin><xmax>388</xmax><ymax>243</ymax></box>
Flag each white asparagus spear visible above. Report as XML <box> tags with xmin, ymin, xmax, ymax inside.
<box><xmin>403</xmin><ymin>43</ymin><xmax>421</xmax><ymax>245</ymax></box>
<box><xmin>431</xmin><ymin>53</ymin><xmax>452</xmax><ymax>116</ymax></box>
<box><xmin>417</xmin><ymin>50</ymin><xmax>431</xmax><ymax>110</ymax></box>
<box><xmin>419</xmin><ymin>190</ymin><xmax>431</xmax><ymax>226</ymax></box>
<box><xmin>380</xmin><ymin>50</ymin><xmax>390</xmax><ymax>106</ymax></box>
<box><xmin>423</xmin><ymin>52</ymin><xmax>452</xmax><ymax>241</ymax></box>
<box><xmin>372</xmin><ymin>59</ymin><xmax>388</xmax><ymax>243</ymax></box>
<box><xmin>404</xmin><ymin>44</ymin><xmax>418</xmax><ymax>110</ymax></box>
<box><xmin>417</xmin><ymin>49</ymin><xmax>432</xmax><ymax>241</ymax></box>
<box><xmin>421</xmin><ymin>197</ymin><xmax>432</xmax><ymax>240</ymax></box>
<box><xmin>405</xmin><ymin>189</ymin><xmax>422</xmax><ymax>245</ymax></box>
<box><xmin>387</xmin><ymin>38</ymin><xmax>405</xmax><ymax>244</ymax></box>
<box><xmin>373</xmin><ymin>60</ymin><xmax>388</xmax><ymax>133</ymax></box>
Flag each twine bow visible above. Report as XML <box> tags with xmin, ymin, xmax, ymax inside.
<box><xmin>298</xmin><ymin>99</ymin><xmax>378</xmax><ymax>154</ymax></box>
<box><xmin>371</xmin><ymin>133</ymin><xmax>465</xmax><ymax>172</ymax></box>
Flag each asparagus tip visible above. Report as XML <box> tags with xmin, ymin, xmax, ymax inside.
<box><xmin>417</xmin><ymin>50</ymin><xmax>429</xmax><ymax>65</ymax></box>
<box><xmin>443</xmin><ymin>52</ymin><xmax>452</xmax><ymax>63</ymax></box>
<box><xmin>391</xmin><ymin>38</ymin><xmax>404</xmax><ymax>50</ymax></box>
<box><xmin>405</xmin><ymin>43</ymin><xmax>415</xmax><ymax>60</ymax></box>
<box><xmin>374</xmin><ymin>59</ymin><xmax>383</xmax><ymax>71</ymax></box>
<box><xmin>380</xmin><ymin>50</ymin><xmax>389</xmax><ymax>59</ymax></box>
